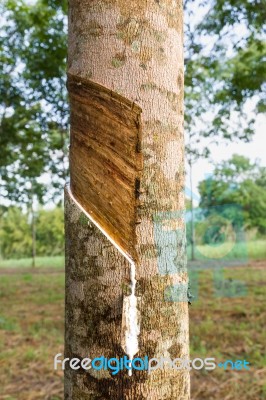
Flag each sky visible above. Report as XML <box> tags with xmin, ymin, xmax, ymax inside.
<box><xmin>186</xmin><ymin>112</ymin><xmax>266</xmax><ymax>202</ymax></box>
<box><xmin>184</xmin><ymin>0</ymin><xmax>266</xmax><ymax>201</ymax></box>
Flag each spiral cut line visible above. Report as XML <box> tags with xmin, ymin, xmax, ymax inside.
<box><xmin>67</xmin><ymin>73</ymin><xmax>143</xmax><ymax>375</ymax></box>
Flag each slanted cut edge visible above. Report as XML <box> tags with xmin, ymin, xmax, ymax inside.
<box><xmin>66</xmin><ymin>186</ymin><xmax>140</xmax><ymax>374</ymax></box>
<box><xmin>67</xmin><ymin>73</ymin><xmax>143</xmax><ymax>261</ymax></box>
<box><xmin>66</xmin><ymin>185</ymin><xmax>134</xmax><ymax>264</ymax></box>
<box><xmin>67</xmin><ymin>74</ymin><xmax>143</xmax><ymax>374</ymax></box>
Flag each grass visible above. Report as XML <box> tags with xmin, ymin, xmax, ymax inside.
<box><xmin>189</xmin><ymin>260</ymin><xmax>266</xmax><ymax>399</ymax></box>
<box><xmin>0</xmin><ymin>256</ymin><xmax>64</xmax><ymax>269</ymax></box>
<box><xmin>246</xmin><ymin>239</ymin><xmax>266</xmax><ymax>260</ymax></box>
<box><xmin>0</xmin><ymin>238</ymin><xmax>265</xmax><ymax>269</ymax></box>
<box><xmin>0</xmin><ymin>273</ymin><xmax>64</xmax><ymax>400</ymax></box>
<box><xmin>0</xmin><ymin>261</ymin><xmax>265</xmax><ymax>399</ymax></box>
<box><xmin>187</xmin><ymin>239</ymin><xmax>266</xmax><ymax>262</ymax></box>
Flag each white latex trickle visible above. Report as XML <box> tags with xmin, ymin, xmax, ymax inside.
<box><xmin>67</xmin><ymin>187</ymin><xmax>139</xmax><ymax>376</ymax></box>
<box><xmin>126</xmin><ymin>261</ymin><xmax>139</xmax><ymax>376</ymax></box>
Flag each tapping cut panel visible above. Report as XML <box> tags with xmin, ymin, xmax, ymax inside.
<box><xmin>67</xmin><ymin>73</ymin><xmax>143</xmax><ymax>260</ymax></box>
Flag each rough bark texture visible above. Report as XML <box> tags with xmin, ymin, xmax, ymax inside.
<box><xmin>65</xmin><ymin>0</ymin><xmax>190</xmax><ymax>398</ymax></box>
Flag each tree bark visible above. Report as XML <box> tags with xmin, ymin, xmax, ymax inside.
<box><xmin>65</xmin><ymin>1</ymin><xmax>190</xmax><ymax>399</ymax></box>
<box><xmin>30</xmin><ymin>194</ymin><xmax>36</xmax><ymax>268</ymax></box>
<box><xmin>189</xmin><ymin>160</ymin><xmax>195</xmax><ymax>261</ymax></box>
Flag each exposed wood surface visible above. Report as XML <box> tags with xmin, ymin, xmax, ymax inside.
<box><xmin>68</xmin><ymin>73</ymin><xmax>143</xmax><ymax>259</ymax></box>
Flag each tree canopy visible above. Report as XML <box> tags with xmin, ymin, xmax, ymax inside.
<box><xmin>198</xmin><ymin>155</ymin><xmax>266</xmax><ymax>234</ymax></box>
<box><xmin>185</xmin><ymin>0</ymin><xmax>266</xmax><ymax>161</ymax></box>
<box><xmin>0</xmin><ymin>0</ymin><xmax>265</xmax><ymax>203</ymax></box>
<box><xmin>0</xmin><ymin>205</ymin><xmax>64</xmax><ymax>259</ymax></box>
<box><xmin>0</xmin><ymin>0</ymin><xmax>68</xmax><ymax>205</ymax></box>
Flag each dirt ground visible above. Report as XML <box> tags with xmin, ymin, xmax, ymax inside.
<box><xmin>0</xmin><ymin>260</ymin><xmax>265</xmax><ymax>399</ymax></box>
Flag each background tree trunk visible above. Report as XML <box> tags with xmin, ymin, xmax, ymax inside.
<box><xmin>65</xmin><ymin>0</ymin><xmax>190</xmax><ymax>398</ymax></box>
<box><xmin>29</xmin><ymin>189</ymin><xmax>36</xmax><ymax>268</ymax></box>
<box><xmin>189</xmin><ymin>160</ymin><xmax>196</xmax><ymax>261</ymax></box>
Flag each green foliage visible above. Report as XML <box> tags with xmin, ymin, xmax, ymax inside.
<box><xmin>0</xmin><ymin>206</ymin><xmax>64</xmax><ymax>259</ymax></box>
<box><xmin>36</xmin><ymin>207</ymin><xmax>64</xmax><ymax>256</ymax></box>
<box><xmin>0</xmin><ymin>0</ymin><xmax>68</xmax><ymax>204</ymax></box>
<box><xmin>198</xmin><ymin>155</ymin><xmax>266</xmax><ymax>234</ymax></box>
<box><xmin>196</xmin><ymin>214</ymin><xmax>232</xmax><ymax>245</ymax></box>
<box><xmin>185</xmin><ymin>0</ymin><xmax>266</xmax><ymax>161</ymax></box>
<box><xmin>0</xmin><ymin>206</ymin><xmax>32</xmax><ymax>258</ymax></box>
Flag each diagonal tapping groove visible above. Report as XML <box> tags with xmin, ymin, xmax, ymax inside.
<box><xmin>67</xmin><ymin>73</ymin><xmax>143</xmax><ymax>262</ymax></box>
<box><xmin>67</xmin><ymin>73</ymin><xmax>143</xmax><ymax>372</ymax></box>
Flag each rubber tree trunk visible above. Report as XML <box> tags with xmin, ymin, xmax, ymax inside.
<box><xmin>65</xmin><ymin>1</ymin><xmax>190</xmax><ymax>399</ymax></box>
